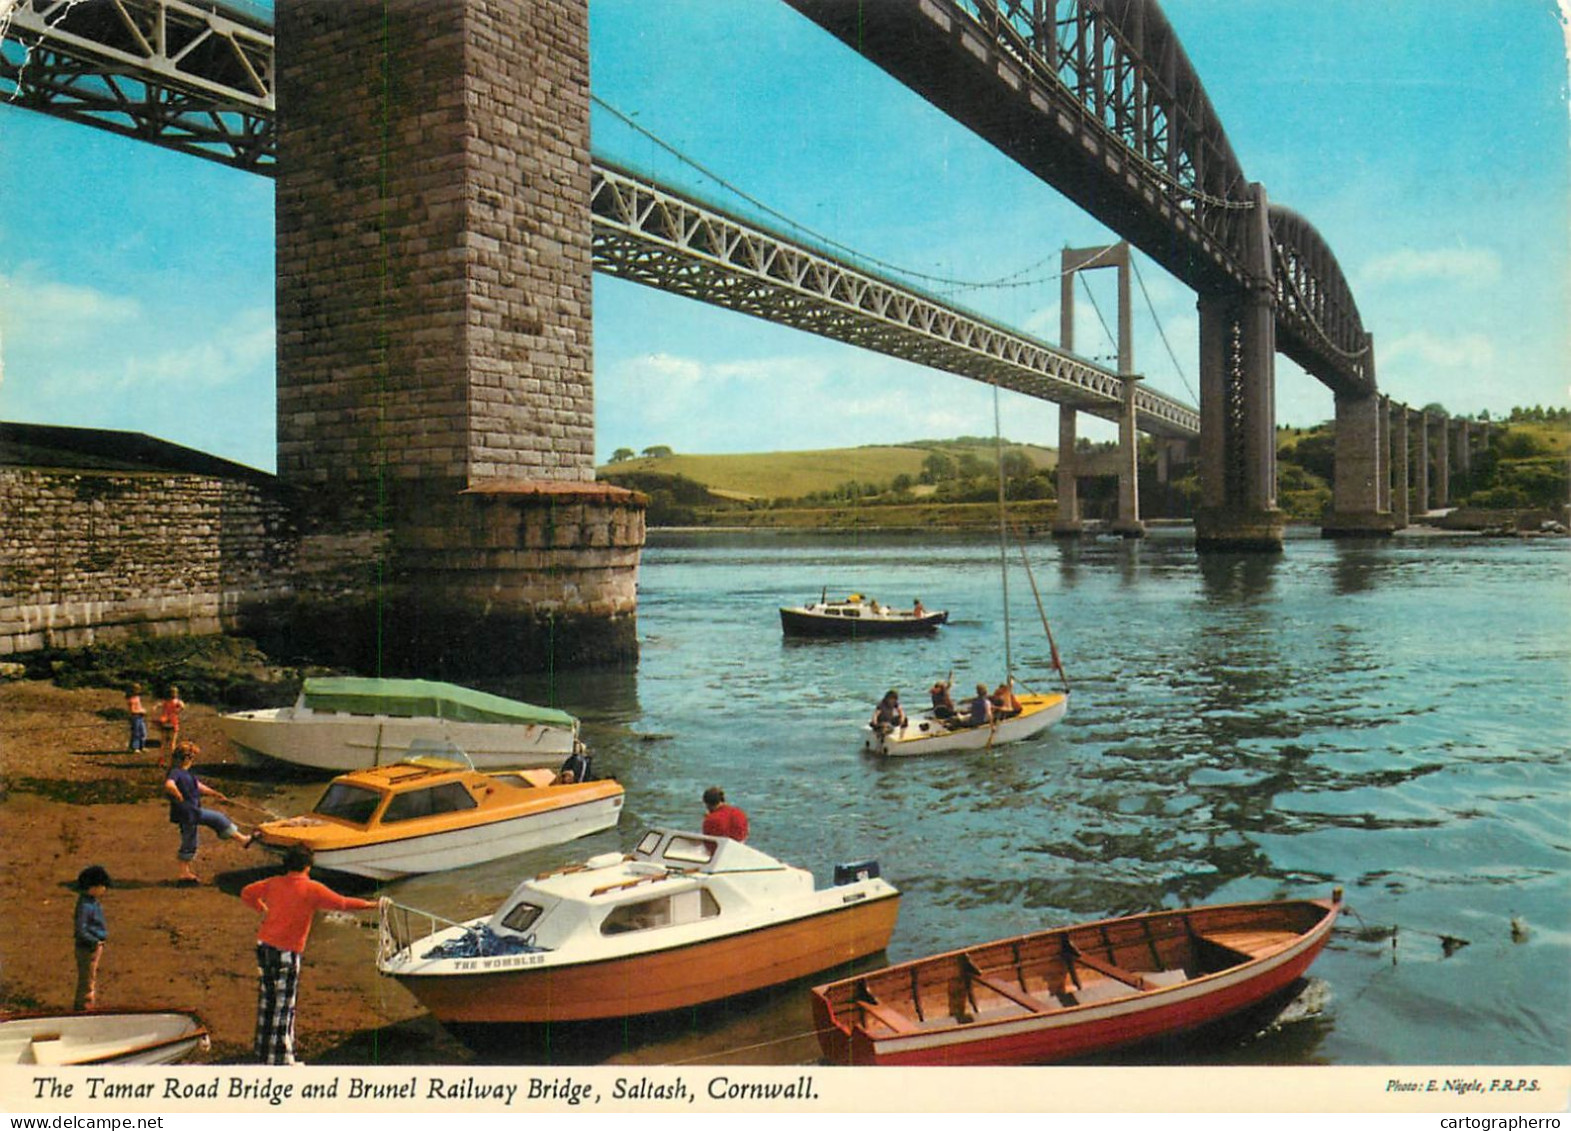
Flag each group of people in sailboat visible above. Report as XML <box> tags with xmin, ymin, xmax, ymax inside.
<box><xmin>870</xmin><ymin>677</ymin><xmax>1023</xmax><ymax>735</ymax></box>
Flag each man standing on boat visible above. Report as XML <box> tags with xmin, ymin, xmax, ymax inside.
<box><xmin>241</xmin><ymin>845</ymin><xmax>378</xmax><ymax>1065</ymax></box>
<box><xmin>701</xmin><ymin>787</ymin><xmax>749</xmax><ymax>842</ymax></box>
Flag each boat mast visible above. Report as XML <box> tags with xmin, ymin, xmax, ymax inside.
<box><xmin>994</xmin><ymin>383</ymin><xmax>1013</xmax><ymax>680</ymax></box>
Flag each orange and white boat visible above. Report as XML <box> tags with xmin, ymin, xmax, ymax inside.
<box><xmin>254</xmin><ymin>757</ymin><xmax>624</xmax><ymax>880</ymax></box>
<box><xmin>376</xmin><ymin>829</ymin><xmax>900</xmax><ymax>1023</ymax></box>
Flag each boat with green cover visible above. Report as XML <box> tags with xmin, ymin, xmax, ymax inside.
<box><xmin>219</xmin><ymin>677</ymin><xmax>580</xmax><ymax>772</ymax></box>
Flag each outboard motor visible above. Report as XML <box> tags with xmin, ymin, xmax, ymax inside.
<box><xmin>834</xmin><ymin>859</ymin><xmax>881</xmax><ymax>885</ymax></box>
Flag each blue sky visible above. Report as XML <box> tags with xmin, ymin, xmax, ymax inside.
<box><xmin>1</xmin><ymin>1</ymin><xmax>1566</xmax><ymax>472</ymax></box>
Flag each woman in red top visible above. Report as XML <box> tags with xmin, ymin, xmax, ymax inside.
<box><xmin>240</xmin><ymin>845</ymin><xmax>377</xmax><ymax>1065</ymax></box>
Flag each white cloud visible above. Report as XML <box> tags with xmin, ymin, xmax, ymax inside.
<box><xmin>1359</xmin><ymin>247</ymin><xmax>1503</xmax><ymax>286</ymax></box>
<box><xmin>0</xmin><ymin>270</ymin><xmax>142</xmax><ymax>348</ymax></box>
<box><xmin>1381</xmin><ymin>331</ymin><xmax>1497</xmax><ymax>372</ymax></box>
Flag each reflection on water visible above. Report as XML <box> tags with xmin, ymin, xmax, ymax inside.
<box><xmin>264</xmin><ymin>530</ymin><xmax>1570</xmax><ymax>1067</ymax></box>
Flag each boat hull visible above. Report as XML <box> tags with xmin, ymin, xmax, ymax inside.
<box><xmin>392</xmin><ymin>892</ymin><xmax>901</xmax><ymax>1024</ymax></box>
<box><xmin>271</xmin><ymin>794</ymin><xmax>624</xmax><ymax>880</ymax></box>
<box><xmin>220</xmin><ymin>711</ymin><xmax>575</xmax><ymax>772</ymax></box>
<box><xmin>780</xmin><ymin>607</ymin><xmax>948</xmax><ymax>638</ymax></box>
<box><xmin>866</xmin><ymin>692</ymin><xmax>1067</xmax><ymax>756</ymax></box>
<box><xmin>2</xmin><ymin>1011</ymin><xmax>208</xmax><ymax>1066</ymax></box>
<box><xmin>812</xmin><ymin>895</ymin><xmax>1340</xmax><ymax>1066</ymax></box>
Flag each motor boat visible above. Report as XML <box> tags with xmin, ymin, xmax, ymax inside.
<box><xmin>219</xmin><ymin>676</ymin><xmax>578</xmax><ymax>772</ymax></box>
<box><xmin>253</xmin><ymin>755</ymin><xmax>624</xmax><ymax>880</ymax></box>
<box><xmin>780</xmin><ymin>594</ymin><xmax>948</xmax><ymax>638</ymax></box>
<box><xmin>377</xmin><ymin>828</ymin><xmax>900</xmax><ymax>1022</ymax></box>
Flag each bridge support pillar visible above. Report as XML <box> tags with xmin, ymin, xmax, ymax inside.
<box><xmin>267</xmin><ymin>0</ymin><xmax>643</xmax><ymax>676</ymax></box>
<box><xmin>1323</xmin><ymin>384</ymin><xmax>1398</xmax><ymax>537</ymax></box>
<box><xmin>1435</xmin><ymin>413</ymin><xmax>1451</xmax><ymax>506</ymax></box>
<box><xmin>1416</xmin><ymin>411</ymin><xmax>1432</xmax><ymax>515</ymax></box>
<box><xmin>1455</xmin><ymin>419</ymin><xmax>1472</xmax><ymax>477</ymax></box>
<box><xmin>1194</xmin><ymin>187</ymin><xmax>1282</xmax><ymax>552</ymax></box>
<box><xmin>1111</xmin><ymin>376</ymin><xmax>1147</xmax><ymax>539</ymax></box>
<box><xmin>1052</xmin><ymin>408</ymin><xmax>1083</xmax><ymax>536</ymax></box>
<box><xmin>1391</xmin><ymin>403</ymin><xmax>1410</xmax><ymax>529</ymax></box>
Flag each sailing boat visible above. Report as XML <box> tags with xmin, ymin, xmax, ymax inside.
<box><xmin>863</xmin><ymin>390</ymin><xmax>1070</xmax><ymax>757</ymax></box>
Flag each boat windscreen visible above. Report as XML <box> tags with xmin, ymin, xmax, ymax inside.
<box><xmin>313</xmin><ymin>783</ymin><xmax>382</xmax><ymax>826</ymax></box>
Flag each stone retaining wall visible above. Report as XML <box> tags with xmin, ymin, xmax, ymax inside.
<box><xmin>0</xmin><ymin>468</ymin><xmax>296</xmax><ymax>656</ymax></box>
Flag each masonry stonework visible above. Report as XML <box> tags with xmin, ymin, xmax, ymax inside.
<box><xmin>0</xmin><ymin>468</ymin><xmax>296</xmax><ymax>656</ymax></box>
<box><xmin>271</xmin><ymin>0</ymin><xmax>642</xmax><ymax>672</ymax></box>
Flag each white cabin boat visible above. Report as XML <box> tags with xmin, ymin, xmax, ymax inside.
<box><xmin>2</xmin><ymin>1011</ymin><xmax>208</xmax><ymax>1066</ymax></box>
<box><xmin>254</xmin><ymin>757</ymin><xmax>625</xmax><ymax>880</ymax></box>
<box><xmin>377</xmin><ymin>829</ymin><xmax>900</xmax><ymax>1023</ymax></box>
<box><xmin>220</xmin><ymin>677</ymin><xmax>578</xmax><ymax>772</ymax></box>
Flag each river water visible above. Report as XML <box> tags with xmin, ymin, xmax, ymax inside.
<box><xmin>284</xmin><ymin>528</ymin><xmax>1571</xmax><ymax>1068</ymax></box>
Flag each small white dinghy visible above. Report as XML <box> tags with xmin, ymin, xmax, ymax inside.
<box><xmin>1</xmin><ymin>1011</ymin><xmax>209</xmax><ymax>1065</ymax></box>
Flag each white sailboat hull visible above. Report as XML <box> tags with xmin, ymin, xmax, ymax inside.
<box><xmin>865</xmin><ymin>692</ymin><xmax>1067</xmax><ymax>757</ymax></box>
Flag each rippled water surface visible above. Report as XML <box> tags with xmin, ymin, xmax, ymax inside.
<box><xmin>281</xmin><ymin>529</ymin><xmax>1571</xmax><ymax>1067</ymax></box>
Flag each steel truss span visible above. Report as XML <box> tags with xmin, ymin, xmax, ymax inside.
<box><xmin>591</xmin><ymin>163</ymin><xmax>1200</xmax><ymax>439</ymax></box>
<box><xmin>785</xmin><ymin>0</ymin><xmax>1372</xmax><ymax>395</ymax></box>
<box><xmin>0</xmin><ymin>0</ymin><xmax>274</xmax><ymax>172</ymax></box>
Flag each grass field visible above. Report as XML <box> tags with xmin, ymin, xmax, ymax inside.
<box><xmin>599</xmin><ymin>441</ymin><xmax>1058</xmax><ymax>500</ymax></box>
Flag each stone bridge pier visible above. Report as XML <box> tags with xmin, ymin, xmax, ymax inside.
<box><xmin>1193</xmin><ymin>183</ymin><xmax>1284</xmax><ymax>552</ymax></box>
<box><xmin>257</xmin><ymin>0</ymin><xmax>644</xmax><ymax>676</ymax></box>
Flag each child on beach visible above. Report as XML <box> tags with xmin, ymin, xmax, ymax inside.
<box><xmin>156</xmin><ymin>685</ymin><xmax>186</xmax><ymax>757</ymax></box>
<box><xmin>73</xmin><ymin>865</ymin><xmax>110</xmax><ymax>1010</ymax></box>
<box><xmin>164</xmin><ymin>742</ymin><xmax>255</xmax><ymax>883</ymax></box>
<box><xmin>126</xmin><ymin>684</ymin><xmax>147</xmax><ymax>754</ymax></box>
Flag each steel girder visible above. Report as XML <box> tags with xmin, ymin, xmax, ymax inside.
<box><xmin>784</xmin><ymin>0</ymin><xmax>1373</xmax><ymax>395</ymax></box>
<box><xmin>0</xmin><ymin>0</ymin><xmax>275</xmax><ymax>172</ymax></box>
<box><xmin>591</xmin><ymin>163</ymin><xmax>1199</xmax><ymax>439</ymax></box>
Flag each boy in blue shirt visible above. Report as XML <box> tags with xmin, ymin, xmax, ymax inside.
<box><xmin>73</xmin><ymin>865</ymin><xmax>110</xmax><ymax>1010</ymax></box>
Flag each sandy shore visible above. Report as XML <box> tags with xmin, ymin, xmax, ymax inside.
<box><xmin>0</xmin><ymin>678</ymin><xmax>471</xmax><ymax>1065</ymax></box>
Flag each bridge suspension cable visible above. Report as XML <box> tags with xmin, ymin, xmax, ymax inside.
<box><xmin>1132</xmin><ymin>255</ymin><xmax>1199</xmax><ymax>405</ymax></box>
<box><xmin>595</xmin><ymin>92</ymin><xmax>1131</xmax><ymax>297</ymax></box>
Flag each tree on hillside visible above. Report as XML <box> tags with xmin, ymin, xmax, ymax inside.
<box><xmin>609</xmin><ymin>448</ymin><xmax>635</xmax><ymax>463</ymax></box>
<box><xmin>920</xmin><ymin>451</ymin><xmax>955</xmax><ymax>484</ymax></box>
<box><xmin>641</xmin><ymin>445</ymin><xmax>674</xmax><ymax>459</ymax></box>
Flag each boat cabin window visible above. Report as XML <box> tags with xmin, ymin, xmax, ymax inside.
<box><xmin>499</xmin><ymin>901</ymin><xmax>545</xmax><ymax>934</ymax></box>
<box><xmin>381</xmin><ymin>782</ymin><xmax>479</xmax><ymax>823</ymax></box>
<box><xmin>312</xmin><ymin>783</ymin><xmax>382</xmax><ymax>826</ymax></box>
<box><xmin>662</xmin><ymin>836</ymin><xmax>716</xmax><ymax>865</ymax></box>
<box><xmin>600</xmin><ymin>889</ymin><xmax>720</xmax><ymax>936</ymax></box>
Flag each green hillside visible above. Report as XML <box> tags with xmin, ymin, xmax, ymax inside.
<box><xmin>599</xmin><ymin>440</ymin><xmax>1057</xmax><ymax>501</ymax></box>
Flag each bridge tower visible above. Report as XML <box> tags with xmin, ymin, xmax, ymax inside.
<box><xmin>268</xmin><ymin>0</ymin><xmax>644</xmax><ymax>676</ymax></box>
<box><xmin>1194</xmin><ymin>183</ymin><xmax>1283</xmax><ymax>552</ymax></box>
<box><xmin>1054</xmin><ymin>242</ymin><xmax>1144</xmax><ymax>539</ymax></box>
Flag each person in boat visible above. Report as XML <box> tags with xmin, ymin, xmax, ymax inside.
<box><xmin>163</xmin><ymin>742</ymin><xmax>257</xmax><ymax>883</ymax></box>
<box><xmin>929</xmin><ymin>679</ymin><xmax>956</xmax><ymax>719</ymax></box>
<box><xmin>990</xmin><ymin>678</ymin><xmax>1022</xmax><ymax>718</ymax></box>
<box><xmin>964</xmin><ymin>683</ymin><xmax>994</xmax><ymax>728</ymax></box>
<box><xmin>72</xmin><ymin>864</ymin><xmax>110</xmax><ymax>1011</ymax></box>
<box><xmin>871</xmin><ymin>689</ymin><xmax>907</xmax><ymax>733</ymax></box>
<box><xmin>701</xmin><ymin>786</ymin><xmax>749</xmax><ymax>842</ymax></box>
<box><xmin>555</xmin><ymin>743</ymin><xmax>592</xmax><ymax>785</ymax></box>
<box><xmin>241</xmin><ymin>844</ymin><xmax>379</xmax><ymax>1066</ymax></box>
<box><xmin>912</xmin><ymin>599</ymin><xmax>927</xmax><ymax>619</ymax></box>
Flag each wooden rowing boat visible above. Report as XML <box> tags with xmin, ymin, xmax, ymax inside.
<box><xmin>811</xmin><ymin>890</ymin><xmax>1341</xmax><ymax>1066</ymax></box>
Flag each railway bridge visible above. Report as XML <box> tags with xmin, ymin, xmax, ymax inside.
<box><xmin>1</xmin><ymin>0</ymin><xmax>1477</xmax><ymax>670</ymax></box>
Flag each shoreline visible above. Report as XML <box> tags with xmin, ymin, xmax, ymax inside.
<box><xmin>0</xmin><ymin>678</ymin><xmax>469</xmax><ymax>1065</ymax></box>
